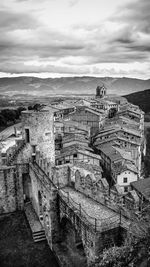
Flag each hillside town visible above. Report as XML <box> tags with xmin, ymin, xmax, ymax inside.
<box><xmin>0</xmin><ymin>85</ymin><xmax>149</xmax><ymax>266</ymax></box>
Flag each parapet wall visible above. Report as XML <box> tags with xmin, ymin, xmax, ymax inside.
<box><xmin>36</xmin><ymin>150</ymin><xmax>70</xmax><ymax>188</ymax></box>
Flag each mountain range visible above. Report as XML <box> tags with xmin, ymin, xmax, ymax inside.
<box><xmin>0</xmin><ymin>76</ymin><xmax>150</xmax><ymax>97</ymax></box>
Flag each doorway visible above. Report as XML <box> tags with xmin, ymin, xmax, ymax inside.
<box><xmin>25</xmin><ymin>128</ymin><xmax>30</xmax><ymax>143</ymax></box>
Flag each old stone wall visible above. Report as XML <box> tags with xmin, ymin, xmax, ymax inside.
<box><xmin>0</xmin><ymin>165</ymin><xmax>24</xmax><ymax>214</ymax></box>
<box><xmin>52</xmin><ymin>165</ymin><xmax>71</xmax><ymax>188</ymax></box>
<box><xmin>29</xmin><ymin>166</ymin><xmax>60</xmax><ymax>248</ymax></box>
<box><xmin>21</xmin><ymin>109</ymin><xmax>55</xmax><ymax>164</ymax></box>
<box><xmin>59</xmin><ymin>208</ymin><xmax>100</xmax><ymax>266</ymax></box>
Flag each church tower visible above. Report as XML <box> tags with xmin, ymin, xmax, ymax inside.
<box><xmin>96</xmin><ymin>85</ymin><xmax>107</xmax><ymax>98</ymax></box>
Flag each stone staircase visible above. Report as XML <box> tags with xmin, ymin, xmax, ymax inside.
<box><xmin>24</xmin><ymin>202</ymin><xmax>46</xmax><ymax>243</ymax></box>
<box><xmin>33</xmin><ymin>230</ymin><xmax>46</xmax><ymax>243</ymax></box>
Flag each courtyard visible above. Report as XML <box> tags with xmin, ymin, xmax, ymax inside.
<box><xmin>0</xmin><ymin>211</ymin><xmax>59</xmax><ymax>267</ymax></box>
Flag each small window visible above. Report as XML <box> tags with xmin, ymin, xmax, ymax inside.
<box><xmin>124</xmin><ymin>186</ymin><xmax>128</xmax><ymax>192</ymax></box>
<box><xmin>65</xmin><ymin>160</ymin><xmax>70</xmax><ymax>163</ymax></box>
<box><xmin>73</xmin><ymin>153</ymin><xmax>77</xmax><ymax>158</ymax></box>
<box><xmin>123</xmin><ymin>177</ymin><xmax>128</xmax><ymax>183</ymax></box>
<box><xmin>32</xmin><ymin>145</ymin><xmax>36</xmax><ymax>153</ymax></box>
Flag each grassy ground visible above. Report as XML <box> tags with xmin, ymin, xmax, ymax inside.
<box><xmin>0</xmin><ymin>211</ymin><xmax>59</xmax><ymax>267</ymax></box>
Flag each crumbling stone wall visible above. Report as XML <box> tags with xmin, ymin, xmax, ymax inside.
<box><xmin>52</xmin><ymin>164</ymin><xmax>71</xmax><ymax>188</ymax></box>
<box><xmin>0</xmin><ymin>166</ymin><xmax>24</xmax><ymax>214</ymax></box>
<box><xmin>30</xmin><ymin>166</ymin><xmax>60</xmax><ymax>248</ymax></box>
<box><xmin>74</xmin><ymin>169</ymin><xmax>107</xmax><ymax>204</ymax></box>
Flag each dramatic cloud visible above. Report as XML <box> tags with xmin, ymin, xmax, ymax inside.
<box><xmin>0</xmin><ymin>10</ymin><xmax>38</xmax><ymax>30</ymax></box>
<box><xmin>0</xmin><ymin>0</ymin><xmax>150</xmax><ymax>78</ymax></box>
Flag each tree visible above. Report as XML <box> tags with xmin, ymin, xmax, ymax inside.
<box><xmin>16</xmin><ymin>107</ymin><xmax>26</xmax><ymax>119</ymax></box>
<box><xmin>0</xmin><ymin>114</ymin><xmax>6</xmax><ymax>126</ymax></box>
<box><xmin>1</xmin><ymin>109</ymin><xmax>16</xmax><ymax>123</ymax></box>
<box><xmin>95</xmin><ymin>223</ymin><xmax>150</xmax><ymax>267</ymax></box>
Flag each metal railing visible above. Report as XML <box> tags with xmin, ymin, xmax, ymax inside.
<box><xmin>29</xmin><ymin>161</ymin><xmax>133</xmax><ymax>234</ymax></box>
<box><xmin>58</xmin><ymin>188</ymin><xmax>129</xmax><ymax>233</ymax></box>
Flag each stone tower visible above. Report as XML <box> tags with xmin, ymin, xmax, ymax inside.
<box><xmin>96</xmin><ymin>85</ymin><xmax>107</xmax><ymax>98</ymax></box>
<box><xmin>21</xmin><ymin>108</ymin><xmax>55</xmax><ymax>164</ymax></box>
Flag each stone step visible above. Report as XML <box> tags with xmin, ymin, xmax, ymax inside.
<box><xmin>33</xmin><ymin>231</ymin><xmax>45</xmax><ymax>237</ymax></box>
<box><xmin>33</xmin><ymin>231</ymin><xmax>46</xmax><ymax>242</ymax></box>
<box><xmin>33</xmin><ymin>233</ymin><xmax>46</xmax><ymax>239</ymax></box>
<box><xmin>33</xmin><ymin>236</ymin><xmax>46</xmax><ymax>243</ymax></box>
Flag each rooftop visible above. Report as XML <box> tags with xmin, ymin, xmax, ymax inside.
<box><xmin>51</xmin><ymin>102</ymin><xmax>76</xmax><ymax>110</ymax></box>
<box><xmin>62</xmin><ymin>133</ymin><xmax>89</xmax><ymax>144</ymax></box>
<box><xmin>75</xmin><ymin>106</ymin><xmax>105</xmax><ymax>116</ymax></box>
<box><xmin>131</xmin><ymin>178</ymin><xmax>150</xmax><ymax>200</ymax></box>
<box><xmin>95</xmin><ymin>124</ymin><xmax>141</xmax><ymax>138</ymax></box>
<box><xmin>97</xmin><ymin>143</ymin><xmax>123</xmax><ymax>162</ymax></box>
<box><xmin>56</xmin><ymin>144</ymin><xmax>101</xmax><ymax>160</ymax></box>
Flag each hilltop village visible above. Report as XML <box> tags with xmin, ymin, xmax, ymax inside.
<box><xmin>0</xmin><ymin>85</ymin><xmax>149</xmax><ymax>266</ymax></box>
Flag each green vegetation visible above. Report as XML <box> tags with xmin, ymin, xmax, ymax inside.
<box><xmin>96</xmin><ymin>229</ymin><xmax>150</xmax><ymax>267</ymax></box>
<box><xmin>0</xmin><ymin>107</ymin><xmax>26</xmax><ymax>127</ymax></box>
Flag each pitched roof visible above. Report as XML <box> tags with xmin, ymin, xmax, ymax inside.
<box><xmin>112</xmin><ymin>160</ymin><xmax>138</xmax><ymax>175</ymax></box>
<box><xmin>75</xmin><ymin>106</ymin><xmax>105</xmax><ymax>116</ymax></box>
<box><xmin>62</xmin><ymin>133</ymin><xmax>89</xmax><ymax>144</ymax></box>
<box><xmin>97</xmin><ymin>143</ymin><xmax>123</xmax><ymax>162</ymax></box>
<box><xmin>113</xmin><ymin>147</ymin><xmax>133</xmax><ymax>161</ymax></box>
<box><xmin>131</xmin><ymin>178</ymin><xmax>150</xmax><ymax>200</ymax></box>
<box><xmin>56</xmin><ymin>144</ymin><xmax>101</xmax><ymax>160</ymax></box>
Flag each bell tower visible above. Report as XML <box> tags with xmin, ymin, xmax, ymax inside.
<box><xmin>96</xmin><ymin>85</ymin><xmax>106</xmax><ymax>98</ymax></box>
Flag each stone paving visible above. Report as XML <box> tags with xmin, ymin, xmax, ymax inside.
<box><xmin>60</xmin><ymin>187</ymin><xmax>131</xmax><ymax>231</ymax></box>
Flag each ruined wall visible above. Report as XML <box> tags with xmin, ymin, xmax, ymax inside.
<box><xmin>52</xmin><ymin>164</ymin><xmax>71</xmax><ymax>188</ymax></box>
<box><xmin>74</xmin><ymin>169</ymin><xmax>107</xmax><ymax>203</ymax></box>
<box><xmin>29</xmin><ymin>166</ymin><xmax>60</xmax><ymax>248</ymax></box>
<box><xmin>0</xmin><ymin>166</ymin><xmax>24</xmax><ymax>214</ymax></box>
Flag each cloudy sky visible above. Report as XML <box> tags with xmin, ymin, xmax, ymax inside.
<box><xmin>0</xmin><ymin>0</ymin><xmax>150</xmax><ymax>79</ymax></box>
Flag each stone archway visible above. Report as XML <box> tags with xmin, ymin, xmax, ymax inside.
<box><xmin>59</xmin><ymin>216</ymin><xmax>87</xmax><ymax>267</ymax></box>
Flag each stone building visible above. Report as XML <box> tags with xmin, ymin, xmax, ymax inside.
<box><xmin>92</xmin><ymin>124</ymin><xmax>144</xmax><ymax>176</ymax></box>
<box><xmin>96</xmin><ymin>85</ymin><xmax>107</xmax><ymax>98</ymax></box>
<box><xmin>55</xmin><ymin>143</ymin><xmax>101</xmax><ymax>166</ymax></box>
<box><xmin>69</xmin><ymin>105</ymin><xmax>106</xmax><ymax>135</ymax></box>
<box><xmin>0</xmin><ymin>89</ymin><xmax>146</xmax><ymax>266</ymax></box>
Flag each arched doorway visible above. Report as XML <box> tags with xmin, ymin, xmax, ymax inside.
<box><xmin>59</xmin><ymin>217</ymin><xmax>87</xmax><ymax>267</ymax></box>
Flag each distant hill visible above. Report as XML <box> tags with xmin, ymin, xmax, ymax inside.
<box><xmin>124</xmin><ymin>89</ymin><xmax>150</xmax><ymax>113</ymax></box>
<box><xmin>0</xmin><ymin>76</ymin><xmax>150</xmax><ymax>97</ymax></box>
